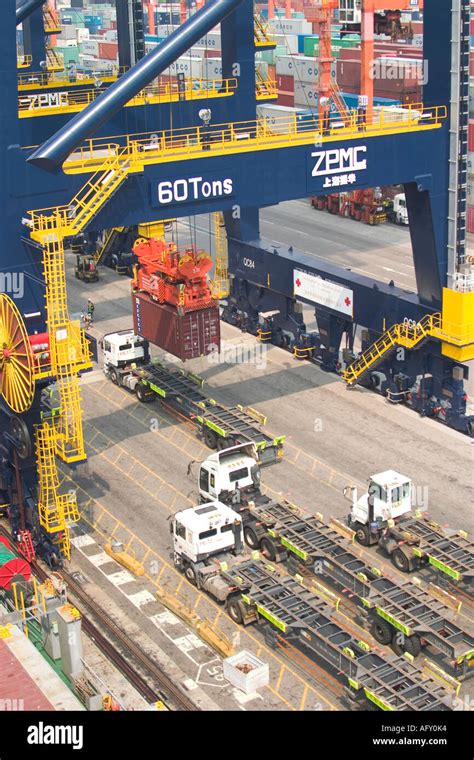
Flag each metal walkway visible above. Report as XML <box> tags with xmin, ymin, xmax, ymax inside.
<box><xmin>60</xmin><ymin>102</ymin><xmax>447</xmax><ymax>175</ymax></box>
<box><xmin>226</xmin><ymin>560</ymin><xmax>454</xmax><ymax>711</ymax></box>
<box><xmin>19</xmin><ymin>78</ymin><xmax>239</xmax><ymax>118</ymax></box>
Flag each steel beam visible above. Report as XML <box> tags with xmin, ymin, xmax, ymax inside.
<box><xmin>28</xmin><ymin>0</ymin><xmax>245</xmax><ymax>171</ymax></box>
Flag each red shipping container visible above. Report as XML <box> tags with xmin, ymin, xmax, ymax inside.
<box><xmin>469</xmin><ymin>120</ymin><xmax>474</xmax><ymax>152</ymax></box>
<box><xmin>470</xmin><ymin>55</ymin><xmax>474</xmax><ymax>77</ymax></box>
<box><xmin>471</xmin><ymin>19</ymin><xmax>474</xmax><ymax>35</ymax></box>
<box><xmin>268</xmin><ymin>63</ymin><xmax>276</xmax><ymax>80</ymax></box>
<box><xmin>98</xmin><ymin>41</ymin><xmax>118</xmax><ymax>61</ymax></box>
<box><xmin>277</xmin><ymin>74</ymin><xmax>294</xmax><ymax>93</ymax></box>
<box><xmin>132</xmin><ymin>292</ymin><xmax>220</xmax><ymax>362</ymax></box>
<box><xmin>277</xmin><ymin>93</ymin><xmax>295</xmax><ymax>106</ymax></box>
<box><xmin>467</xmin><ymin>206</ymin><xmax>474</xmax><ymax>234</ymax></box>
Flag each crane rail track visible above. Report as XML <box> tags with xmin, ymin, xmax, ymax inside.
<box><xmin>0</xmin><ymin>526</ymin><xmax>198</xmax><ymax>711</ymax></box>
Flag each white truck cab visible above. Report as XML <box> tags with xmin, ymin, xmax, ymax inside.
<box><xmin>346</xmin><ymin>470</ymin><xmax>413</xmax><ymax>545</ymax></box>
<box><xmin>393</xmin><ymin>193</ymin><xmax>408</xmax><ymax>225</ymax></box>
<box><xmin>102</xmin><ymin>330</ymin><xmax>149</xmax><ymax>369</ymax></box>
<box><xmin>198</xmin><ymin>443</ymin><xmax>260</xmax><ymax>503</ymax></box>
<box><xmin>171</xmin><ymin>501</ymin><xmax>243</xmax><ymax>565</ymax></box>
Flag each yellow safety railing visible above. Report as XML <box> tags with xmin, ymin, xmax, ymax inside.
<box><xmin>43</xmin><ymin>6</ymin><xmax>62</xmax><ymax>33</ymax></box>
<box><xmin>18</xmin><ymin>77</ymin><xmax>238</xmax><ymax>118</ymax></box>
<box><xmin>17</xmin><ymin>54</ymin><xmax>32</xmax><ymax>69</ymax></box>
<box><xmin>255</xmin><ymin>68</ymin><xmax>277</xmax><ymax>100</ymax></box>
<box><xmin>18</xmin><ymin>67</ymin><xmax>126</xmax><ymax>90</ymax></box>
<box><xmin>57</xmin><ymin>102</ymin><xmax>447</xmax><ymax>175</ymax></box>
<box><xmin>342</xmin><ymin>312</ymin><xmax>474</xmax><ymax>385</ymax></box>
<box><xmin>254</xmin><ymin>13</ymin><xmax>276</xmax><ymax>46</ymax></box>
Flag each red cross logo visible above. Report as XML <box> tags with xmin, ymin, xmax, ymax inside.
<box><xmin>345</xmin><ymin>297</ymin><xmax>351</xmax><ymax>307</ymax></box>
<box><xmin>295</xmin><ymin>278</ymin><xmax>301</xmax><ymax>288</ymax></box>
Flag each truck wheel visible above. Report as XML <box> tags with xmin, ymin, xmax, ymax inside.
<box><xmin>398</xmin><ymin>634</ymin><xmax>422</xmax><ymax>658</ymax></box>
<box><xmin>136</xmin><ymin>383</ymin><xmax>151</xmax><ymax>403</ymax></box>
<box><xmin>184</xmin><ymin>564</ymin><xmax>197</xmax><ymax>585</ymax></box>
<box><xmin>227</xmin><ymin>597</ymin><xmax>245</xmax><ymax>625</ymax></box>
<box><xmin>371</xmin><ymin>616</ymin><xmax>393</xmax><ymax>645</ymax></box>
<box><xmin>391</xmin><ymin>548</ymin><xmax>411</xmax><ymax>573</ymax></box>
<box><xmin>109</xmin><ymin>367</ymin><xmax>119</xmax><ymax>385</ymax></box>
<box><xmin>260</xmin><ymin>536</ymin><xmax>277</xmax><ymax>562</ymax></box>
<box><xmin>354</xmin><ymin>524</ymin><xmax>370</xmax><ymax>546</ymax></box>
<box><xmin>244</xmin><ymin>526</ymin><xmax>260</xmax><ymax>550</ymax></box>
<box><xmin>203</xmin><ymin>428</ymin><xmax>218</xmax><ymax>449</ymax></box>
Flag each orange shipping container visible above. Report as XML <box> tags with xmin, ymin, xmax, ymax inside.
<box><xmin>98</xmin><ymin>41</ymin><xmax>118</xmax><ymax>61</ymax></box>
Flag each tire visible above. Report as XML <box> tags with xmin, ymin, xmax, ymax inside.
<box><xmin>354</xmin><ymin>524</ymin><xmax>370</xmax><ymax>546</ymax></box>
<box><xmin>109</xmin><ymin>367</ymin><xmax>119</xmax><ymax>385</ymax></box>
<box><xmin>371</xmin><ymin>616</ymin><xmax>393</xmax><ymax>645</ymax></box>
<box><xmin>260</xmin><ymin>536</ymin><xmax>277</xmax><ymax>562</ymax></box>
<box><xmin>203</xmin><ymin>428</ymin><xmax>218</xmax><ymax>449</ymax></box>
<box><xmin>244</xmin><ymin>526</ymin><xmax>260</xmax><ymax>550</ymax></box>
<box><xmin>391</xmin><ymin>548</ymin><xmax>411</xmax><ymax>573</ymax></box>
<box><xmin>216</xmin><ymin>436</ymin><xmax>231</xmax><ymax>451</ymax></box>
<box><xmin>403</xmin><ymin>634</ymin><xmax>422</xmax><ymax>657</ymax></box>
<box><xmin>227</xmin><ymin>597</ymin><xmax>245</xmax><ymax>625</ymax></box>
<box><xmin>184</xmin><ymin>564</ymin><xmax>197</xmax><ymax>585</ymax></box>
<box><xmin>136</xmin><ymin>383</ymin><xmax>151</xmax><ymax>403</ymax></box>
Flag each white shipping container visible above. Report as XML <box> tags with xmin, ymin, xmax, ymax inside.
<box><xmin>270</xmin><ymin>17</ymin><xmax>312</xmax><ymax>35</ymax></box>
<box><xmin>191</xmin><ymin>31</ymin><xmax>221</xmax><ymax>50</ymax></box>
<box><xmin>276</xmin><ymin>55</ymin><xmax>320</xmax><ymax>80</ymax></box>
<box><xmin>257</xmin><ymin>103</ymin><xmax>304</xmax><ymax>133</ymax></box>
<box><xmin>164</xmin><ymin>56</ymin><xmax>202</xmax><ymax>78</ymax></box>
<box><xmin>60</xmin><ymin>25</ymin><xmax>77</xmax><ymax>39</ymax></box>
<box><xmin>274</xmin><ymin>33</ymin><xmax>298</xmax><ymax>54</ymax></box>
<box><xmin>202</xmin><ymin>57</ymin><xmax>222</xmax><ymax>79</ymax></box>
<box><xmin>103</xmin><ymin>30</ymin><xmax>118</xmax><ymax>41</ymax></box>
<box><xmin>80</xmin><ymin>39</ymin><xmax>100</xmax><ymax>57</ymax></box>
<box><xmin>76</xmin><ymin>28</ymin><xmax>90</xmax><ymax>43</ymax></box>
<box><xmin>79</xmin><ymin>55</ymin><xmax>116</xmax><ymax>72</ymax></box>
<box><xmin>294</xmin><ymin>80</ymin><xmax>319</xmax><ymax>107</ymax></box>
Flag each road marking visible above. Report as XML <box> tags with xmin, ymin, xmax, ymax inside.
<box><xmin>127</xmin><ymin>590</ymin><xmax>156</xmax><ymax>608</ymax></box>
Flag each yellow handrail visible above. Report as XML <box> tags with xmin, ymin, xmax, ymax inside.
<box><xmin>51</xmin><ymin>102</ymin><xmax>446</xmax><ymax>176</ymax></box>
<box><xmin>18</xmin><ymin>77</ymin><xmax>239</xmax><ymax>118</ymax></box>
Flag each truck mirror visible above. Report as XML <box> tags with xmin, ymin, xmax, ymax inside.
<box><xmin>169</xmin><ymin>521</ymin><xmax>174</xmax><ymax>535</ymax></box>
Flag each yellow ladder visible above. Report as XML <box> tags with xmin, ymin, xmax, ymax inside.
<box><xmin>210</xmin><ymin>212</ymin><xmax>229</xmax><ymax>299</ymax></box>
<box><xmin>29</xmin><ymin>153</ymin><xmax>131</xmax><ymax>463</ymax></box>
<box><xmin>36</xmin><ymin>422</ymin><xmax>79</xmax><ymax>559</ymax></box>
<box><xmin>342</xmin><ymin>313</ymin><xmax>441</xmax><ymax>385</ymax></box>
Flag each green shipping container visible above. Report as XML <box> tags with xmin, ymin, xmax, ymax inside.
<box><xmin>55</xmin><ymin>46</ymin><xmax>80</xmax><ymax>65</ymax></box>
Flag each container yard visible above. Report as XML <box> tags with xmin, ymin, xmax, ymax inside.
<box><xmin>2</xmin><ymin>0</ymin><xmax>474</xmax><ymax>751</ymax></box>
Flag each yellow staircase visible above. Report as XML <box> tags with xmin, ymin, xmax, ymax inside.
<box><xmin>29</xmin><ymin>153</ymin><xmax>131</xmax><ymax>463</ymax></box>
<box><xmin>46</xmin><ymin>47</ymin><xmax>64</xmax><ymax>72</ymax></box>
<box><xmin>35</xmin><ymin>422</ymin><xmax>80</xmax><ymax>560</ymax></box>
<box><xmin>254</xmin><ymin>14</ymin><xmax>275</xmax><ymax>47</ymax></box>
<box><xmin>43</xmin><ymin>6</ymin><xmax>62</xmax><ymax>33</ymax></box>
<box><xmin>256</xmin><ymin>67</ymin><xmax>277</xmax><ymax>100</ymax></box>
<box><xmin>210</xmin><ymin>212</ymin><xmax>229</xmax><ymax>299</ymax></box>
<box><xmin>342</xmin><ymin>313</ymin><xmax>442</xmax><ymax>385</ymax></box>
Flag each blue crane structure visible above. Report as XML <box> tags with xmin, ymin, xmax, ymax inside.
<box><xmin>0</xmin><ymin>0</ymin><xmax>472</xmax><ymax>565</ymax></box>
